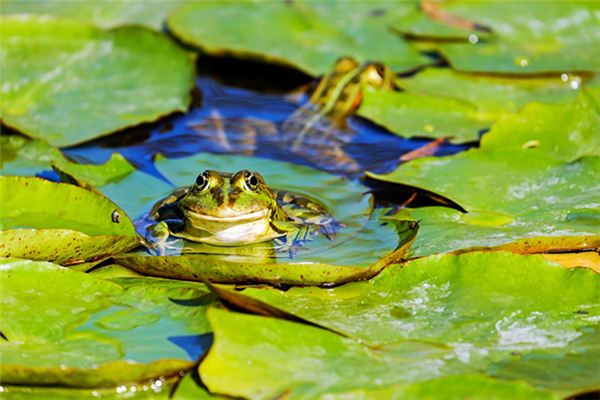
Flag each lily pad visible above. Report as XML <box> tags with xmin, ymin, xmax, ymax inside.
<box><xmin>396</xmin><ymin>68</ymin><xmax>592</xmax><ymax>119</ymax></box>
<box><xmin>200</xmin><ymin>305</ymin><xmax>561</xmax><ymax>399</ymax></box>
<box><xmin>0</xmin><ymin>258</ymin><xmax>213</xmax><ymax>387</ymax></box>
<box><xmin>112</xmin><ymin>153</ymin><xmax>413</xmax><ymax>285</ymax></box>
<box><xmin>167</xmin><ymin>1</ymin><xmax>429</xmax><ymax>76</ymax></box>
<box><xmin>368</xmin><ymin>150</ymin><xmax>600</xmax><ymax>256</ymax></box>
<box><xmin>1</xmin><ymin>0</ymin><xmax>183</xmax><ymax>29</ymax></box>
<box><xmin>359</xmin><ymin>85</ymin><xmax>490</xmax><ymax>143</ymax></box>
<box><xmin>480</xmin><ymin>91</ymin><xmax>600</xmax><ymax>162</ymax></box>
<box><xmin>400</xmin><ymin>1</ymin><xmax>600</xmax><ymax>73</ymax></box>
<box><xmin>0</xmin><ymin>15</ymin><xmax>195</xmax><ymax>146</ymax></box>
<box><xmin>0</xmin><ymin>176</ymin><xmax>139</xmax><ymax>263</ymax></box>
<box><xmin>0</xmin><ymin>135</ymin><xmax>136</xmax><ymax>187</ymax></box>
<box><xmin>226</xmin><ymin>252</ymin><xmax>600</xmax><ymax>396</ymax></box>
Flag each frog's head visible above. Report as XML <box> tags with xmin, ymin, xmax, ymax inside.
<box><xmin>359</xmin><ymin>61</ymin><xmax>396</xmax><ymax>90</ymax></box>
<box><xmin>178</xmin><ymin>170</ymin><xmax>290</xmax><ymax>245</ymax></box>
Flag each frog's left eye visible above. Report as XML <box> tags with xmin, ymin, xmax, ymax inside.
<box><xmin>195</xmin><ymin>171</ymin><xmax>210</xmax><ymax>191</ymax></box>
<box><xmin>244</xmin><ymin>171</ymin><xmax>259</xmax><ymax>191</ymax></box>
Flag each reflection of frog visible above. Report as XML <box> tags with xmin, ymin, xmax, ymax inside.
<box><xmin>282</xmin><ymin>57</ymin><xmax>396</xmax><ymax>171</ymax></box>
<box><xmin>146</xmin><ymin>169</ymin><xmax>337</xmax><ymax>254</ymax></box>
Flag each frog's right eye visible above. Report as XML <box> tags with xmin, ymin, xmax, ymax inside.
<box><xmin>195</xmin><ymin>171</ymin><xmax>210</xmax><ymax>191</ymax></box>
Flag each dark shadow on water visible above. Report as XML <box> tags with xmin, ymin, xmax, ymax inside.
<box><xmin>168</xmin><ymin>333</ymin><xmax>213</xmax><ymax>361</ymax></box>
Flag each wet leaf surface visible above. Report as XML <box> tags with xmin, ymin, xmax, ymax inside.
<box><xmin>215</xmin><ymin>252</ymin><xmax>600</xmax><ymax>397</ymax></box>
<box><xmin>401</xmin><ymin>1</ymin><xmax>600</xmax><ymax>73</ymax></box>
<box><xmin>0</xmin><ymin>176</ymin><xmax>139</xmax><ymax>263</ymax></box>
<box><xmin>359</xmin><ymin>86</ymin><xmax>489</xmax><ymax>143</ymax></box>
<box><xmin>200</xmin><ymin>302</ymin><xmax>571</xmax><ymax>399</ymax></box>
<box><xmin>167</xmin><ymin>1</ymin><xmax>429</xmax><ymax>76</ymax></box>
<box><xmin>1</xmin><ymin>15</ymin><xmax>195</xmax><ymax>146</ymax></box>
<box><xmin>1</xmin><ymin>0</ymin><xmax>183</xmax><ymax>29</ymax></box>
<box><xmin>368</xmin><ymin>149</ymin><xmax>600</xmax><ymax>256</ymax></box>
<box><xmin>0</xmin><ymin>258</ymin><xmax>213</xmax><ymax>387</ymax></box>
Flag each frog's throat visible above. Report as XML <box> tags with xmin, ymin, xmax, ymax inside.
<box><xmin>182</xmin><ymin>208</ymin><xmax>281</xmax><ymax>245</ymax></box>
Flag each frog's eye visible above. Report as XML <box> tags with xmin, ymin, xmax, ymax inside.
<box><xmin>195</xmin><ymin>171</ymin><xmax>210</xmax><ymax>191</ymax></box>
<box><xmin>244</xmin><ymin>171</ymin><xmax>259</xmax><ymax>191</ymax></box>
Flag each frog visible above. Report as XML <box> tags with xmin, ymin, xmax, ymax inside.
<box><xmin>281</xmin><ymin>57</ymin><xmax>396</xmax><ymax>172</ymax></box>
<box><xmin>144</xmin><ymin>169</ymin><xmax>338</xmax><ymax>255</ymax></box>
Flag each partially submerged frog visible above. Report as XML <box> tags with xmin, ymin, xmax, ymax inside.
<box><xmin>282</xmin><ymin>57</ymin><xmax>396</xmax><ymax>171</ymax></box>
<box><xmin>145</xmin><ymin>169</ymin><xmax>338</xmax><ymax>255</ymax></box>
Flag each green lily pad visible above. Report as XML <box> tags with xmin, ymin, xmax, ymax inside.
<box><xmin>359</xmin><ymin>85</ymin><xmax>489</xmax><ymax>143</ymax></box>
<box><xmin>396</xmin><ymin>68</ymin><xmax>592</xmax><ymax>119</ymax></box>
<box><xmin>0</xmin><ymin>135</ymin><xmax>136</xmax><ymax>187</ymax></box>
<box><xmin>167</xmin><ymin>1</ymin><xmax>429</xmax><ymax>76</ymax></box>
<box><xmin>0</xmin><ymin>15</ymin><xmax>195</xmax><ymax>147</ymax></box>
<box><xmin>200</xmin><ymin>305</ymin><xmax>561</xmax><ymax>399</ymax></box>
<box><xmin>401</xmin><ymin>1</ymin><xmax>600</xmax><ymax>73</ymax></box>
<box><xmin>288</xmin><ymin>375</ymin><xmax>557</xmax><ymax>400</ymax></box>
<box><xmin>1</xmin><ymin>0</ymin><xmax>183</xmax><ymax>29</ymax></box>
<box><xmin>0</xmin><ymin>258</ymin><xmax>213</xmax><ymax>387</ymax></box>
<box><xmin>480</xmin><ymin>91</ymin><xmax>600</xmax><ymax>162</ymax></box>
<box><xmin>367</xmin><ymin>150</ymin><xmax>600</xmax><ymax>256</ymax></box>
<box><xmin>112</xmin><ymin>153</ymin><xmax>413</xmax><ymax>285</ymax></box>
<box><xmin>225</xmin><ymin>252</ymin><xmax>600</xmax><ymax>396</ymax></box>
<box><xmin>0</xmin><ymin>176</ymin><xmax>139</xmax><ymax>263</ymax></box>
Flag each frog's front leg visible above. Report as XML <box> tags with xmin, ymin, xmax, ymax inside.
<box><xmin>145</xmin><ymin>221</ymin><xmax>181</xmax><ymax>256</ymax></box>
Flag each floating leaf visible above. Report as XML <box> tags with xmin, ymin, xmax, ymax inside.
<box><xmin>0</xmin><ymin>258</ymin><xmax>213</xmax><ymax>387</ymax></box>
<box><xmin>368</xmin><ymin>151</ymin><xmax>600</xmax><ymax>256</ymax></box>
<box><xmin>359</xmin><ymin>86</ymin><xmax>489</xmax><ymax>143</ymax></box>
<box><xmin>167</xmin><ymin>1</ymin><xmax>428</xmax><ymax>76</ymax></box>
<box><xmin>396</xmin><ymin>68</ymin><xmax>591</xmax><ymax>119</ymax></box>
<box><xmin>1</xmin><ymin>0</ymin><xmax>183</xmax><ymax>29</ymax></box>
<box><xmin>0</xmin><ymin>15</ymin><xmax>195</xmax><ymax>146</ymax></box>
<box><xmin>231</xmin><ymin>252</ymin><xmax>600</xmax><ymax>396</ymax></box>
<box><xmin>400</xmin><ymin>1</ymin><xmax>600</xmax><ymax>73</ymax></box>
<box><xmin>0</xmin><ymin>176</ymin><xmax>139</xmax><ymax>263</ymax></box>
<box><xmin>200</xmin><ymin>306</ymin><xmax>560</xmax><ymax>399</ymax></box>
<box><xmin>480</xmin><ymin>91</ymin><xmax>600</xmax><ymax>162</ymax></box>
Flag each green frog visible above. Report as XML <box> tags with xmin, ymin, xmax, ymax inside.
<box><xmin>282</xmin><ymin>57</ymin><xmax>396</xmax><ymax>172</ymax></box>
<box><xmin>145</xmin><ymin>169</ymin><xmax>337</xmax><ymax>255</ymax></box>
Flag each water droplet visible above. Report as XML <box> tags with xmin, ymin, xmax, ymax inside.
<box><xmin>570</xmin><ymin>77</ymin><xmax>581</xmax><ymax>90</ymax></box>
<box><xmin>116</xmin><ymin>385</ymin><xmax>127</xmax><ymax>394</ymax></box>
<box><xmin>468</xmin><ymin>34</ymin><xmax>479</xmax><ymax>44</ymax></box>
<box><xmin>561</xmin><ymin>73</ymin><xmax>569</xmax><ymax>82</ymax></box>
<box><xmin>515</xmin><ymin>57</ymin><xmax>529</xmax><ymax>68</ymax></box>
<box><xmin>424</xmin><ymin>124</ymin><xmax>435</xmax><ymax>133</ymax></box>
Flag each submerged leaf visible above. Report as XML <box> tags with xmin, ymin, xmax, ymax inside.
<box><xmin>0</xmin><ymin>15</ymin><xmax>195</xmax><ymax>146</ymax></box>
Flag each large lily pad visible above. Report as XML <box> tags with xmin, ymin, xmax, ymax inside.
<box><xmin>225</xmin><ymin>252</ymin><xmax>600</xmax><ymax>396</ymax></box>
<box><xmin>0</xmin><ymin>176</ymin><xmax>139</xmax><ymax>263</ymax></box>
<box><xmin>480</xmin><ymin>91</ymin><xmax>600</xmax><ymax>162</ymax></box>
<box><xmin>112</xmin><ymin>153</ymin><xmax>413</xmax><ymax>285</ymax></box>
<box><xmin>200</xmin><ymin>306</ymin><xmax>562</xmax><ymax>399</ymax></box>
<box><xmin>400</xmin><ymin>1</ymin><xmax>600</xmax><ymax>73</ymax></box>
<box><xmin>359</xmin><ymin>85</ymin><xmax>490</xmax><ymax>143</ymax></box>
<box><xmin>1</xmin><ymin>0</ymin><xmax>183</xmax><ymax>29</ymax></box>
<box><xmin>396</xmin><ymin>68</ymin><xmax>592</xmax><ymax>119</ymax></box>
<box><xmin>368</xmin><ymin>150</ymin><xmax>600</xmax><ymax>256</ymax></box>
<box><xmin>167</xmin><ymin>1</ymin><xmax>429</xmax><ymax>76</ymax></box>
<box><xmin>0</xmin><ymin>15</ymin><xmax>195</xmax><ymax>146</ymax></box>
<box><xmin>0</xmin><ymin>258</ymin><xmax>213</xmax><ymax>387</ymax></box>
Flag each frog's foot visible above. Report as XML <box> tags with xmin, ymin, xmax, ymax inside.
<box><xmin>274</xmin><ymin>237</ymin><xmax>302</xmax><ymax>259</ymax></box>
<box><xmin>145</xmin><ymin>221</ymin><xmax>180</xmax><ymax>256</ymax></box>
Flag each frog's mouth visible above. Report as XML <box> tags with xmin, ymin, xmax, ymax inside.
<box><xmin>182</xmin><ymin>208</ymin><xmax>269</xmax><ymax>222</ymax></box>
